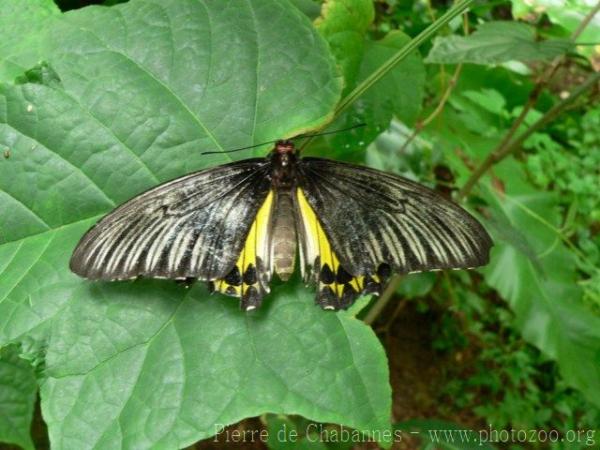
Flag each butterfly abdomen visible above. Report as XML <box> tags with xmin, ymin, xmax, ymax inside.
<box><xmin>271</xmin><ymin>190</ymin><xmax>297</xmax><ymax>281</ymax></box>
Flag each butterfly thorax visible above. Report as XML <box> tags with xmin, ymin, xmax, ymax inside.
<box><xmin>270</xmin><ymin>140</ymin><xmax>297</xmax><ymax>189</ymax></box>
<box><xmin>270</xmin><ymin>140</ymin><xmax>298</xmax><ymax>281</ymax></box>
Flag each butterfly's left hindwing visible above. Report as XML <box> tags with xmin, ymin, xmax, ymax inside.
<box><xmin>70</xmin><ymin>159</ymin><xmax>272</xmax><ymax>285</ymax></box>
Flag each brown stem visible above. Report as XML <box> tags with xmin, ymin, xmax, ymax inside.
<box><xmin>364</xmin><ymin>275</ymin><xmax>403</xmax><ymax>325</ymax></box>
<box><xmin>397</xmin><ymin>65</ymin><xmax>462</xmax><ymax>155</ymax></box>
<box><xmin>396</xmin><ymin>123</ymin><xmax>422</xmax><ymax>155</ymax></box>
<box><xmin>458</xmin><ymin>1</ymin><xmax>600</xmax><ymax>200</ymax></box>
<box><xmin>498</xmin><ymin>71</ymin><xmax>600</xmax><ymax>159</ymax></box>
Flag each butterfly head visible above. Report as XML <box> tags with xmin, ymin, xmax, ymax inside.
<box><xmin>270</xmin><ymin>140</ymin><xmax>298</xmax><ymax>186</ymax></box>
<box><xmin>274</xmin><ymin>139</ymin><xmax>296</xmax><ymax>155</ymax></box>
<box><xmin>273</xmin><ymin>139</ymin><xmax>297</xmax><ymax>168</ymax></box>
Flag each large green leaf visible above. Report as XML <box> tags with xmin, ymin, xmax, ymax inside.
<box><xmin>482</xmin><ymin>159</ymin><xmax>600</xmax><ymax>408</ymax></box>
<box><xmin>426</xmin><ymin>21</ymin><xmax>573</xmax><ymax>65</ymax></box>
<box><xmin>0</xmin><ymin>345</ymin><xmax>37</xmax><ymax>450</ymax></box>
<box><xmin>0</xmin><ymin>0</ymin><xmax>60</xmax><ymax>83</ymax></box>
<box><xmin>0</xmin><ymin>0</ymin><xmax>393</xmax><ymax>448</ymax></box>
<box><xmin>41</xmin><ymin>282</ymin><xmax>390</xmax><ymax>449</ymax></box>
<box><xmin>0</xmin><ymin>0</ymin><xmax>341</xmax><ymax>341</ymax></box>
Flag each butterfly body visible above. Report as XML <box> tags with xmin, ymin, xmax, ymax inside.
<box><xmin>71</xmin><ymin>140</ymin><xmax>492</xmax><ymax>311</ymax></box>
<box><xmin>268</xmin><ymin>140</ymin><xmax>299</xmax><ymax>281</ymax></box>
<box><xmin>271</xmin><ymin>190</ymin><xmax>297</xmax><ymax>281</ymax></box>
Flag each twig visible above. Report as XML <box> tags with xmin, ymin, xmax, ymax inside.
<box><xmin>397</xmin><ymin>11</ymin><xmax>469</xmax><ymax>155</ymax></box>
<box><xmin>497</xmin><ymin>71</ymin><xmax>600</xmax><ymax>160</ymax></box>
<box><xmin>397</xmin><ymin>64</ymin><xmax>463</xmax><ymax>154</ymax></box>
<box><xmin>459</xmin><ymin>70</ymin><xmax>600</xmax><ymax>199</ymax></box>
<box><xmin>458</xmin><ymin>1</ymin><xmax>600</xmax><ymax>199</ymax></box>
<box><xmin>374</xmin><ymin>298</ymin><xmax>408</xmax><ymax>335</ymax></box>
<box><xmin>572</xmin><ymin>1</ymin><xmax>600</xmax><ymax>40</ymax></box>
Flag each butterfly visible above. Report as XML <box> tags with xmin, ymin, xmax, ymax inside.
<box><xmin>70</xmin><ymin>139</ymin><xmax>493</xmax><ymax>311</ymax></box>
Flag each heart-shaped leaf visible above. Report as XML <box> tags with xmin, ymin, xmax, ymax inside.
<box><xmin>0</xmin><ymin>0</ymin><xmax>393</xmax><ymax>448</ymax></box>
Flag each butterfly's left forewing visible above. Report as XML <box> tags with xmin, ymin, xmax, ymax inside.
<box><xmin>70</xmin><ymin>159</ymin><xmax>274</xmax><ymax>306</ymax></box>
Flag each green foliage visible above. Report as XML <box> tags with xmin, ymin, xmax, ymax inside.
<box><xmin>481</xmin><ymin>160</ymin><xmax>600</xmax><ymax>408</ymax></box>
<box><xmin>312</xmin><ymin>0</ymin><xmax>425</xmax><ymax>158</ymax></box>
<box><xmin>437</xmin><ymin>283</ymin><xmax>600</xmax><ymax>449</ymax></box>
<box><xmin>426</xmin><ymin>21</ymin><xmax>573</xmax><ymax>65</ymax></box>
<box><xmin>365</xmin><ymin>119</ymin><xmax>438</xmax><ymax>180</ymax></box>
<box><xmin>315</xmin><ymin>0</ymin><xmax>375</xmax><ymax>91</ymax></box>
<box><xmin>510</xmin><ymin>0</ymin><xmax>600</xmax><ymax>44</ymax></box>
<box><xmin>322</xmin><ymin>31</ymin><xmax>425</xmax><ymax>157</ymax></box>
<box><xmin>41</xmin><ymin>282</ymin><xmax>390</xmax><ymax>449</ymax></box>
<box><xmin>0</xmin><ymin>0</ymin><xmax>394</xmax><ymax>448</ymax></box>
<box><xmin>265</xmin><ymin>415</ymin><xmax>363</xmax><ymax>450</ymax></box>
<box><xmin>525</xmin><ymin>107</ymin><xmax>600</xmax><ymax>309</ymax></box>
<box><xmin>0</xmin><ymin>345</ymin><xmax>37</xmax><ymax>450</ymax></box>
<box><xmin>397</xmin><ymin>419</ymin><xmax>496</xmax><ymax>449</ymax></box>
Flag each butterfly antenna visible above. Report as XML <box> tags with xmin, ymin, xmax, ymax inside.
<box><xmin>297</xmin><ymin>123</ymin><xmax>366</xmax><ymax>139</ymax></box>
<box><xmin>201</xmin><ymin>123</ymin><xmax>366</xmax><ymax>155</ymax></box>
<box><xmin>297</xmin><ymin>123</ymin><xmax>366</xmax><ymax>151</ymax></box>
<box><xmin>201</xmin><ymin>139</ymin><xmax>279</xmax><ymax>156</ymax></box>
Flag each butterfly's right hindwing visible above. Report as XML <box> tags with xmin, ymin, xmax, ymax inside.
<box><xmin>295</xmin><ymin>157</ymin><xmax>493</xmax><ymax>310</ymax></box>
<box><xmin>70</xmin><ymin>159</ymin><xmax>271</xmax><ymax>283</ymax></box>
<box><xmin>210</xmin><ymin>189</ymin><xmax>275</xmax><ymax>310</ymax></box>
<box><xmin>295</xmin><ymin>188</ymin><xmax>383</xmax><ymax>310</ymax></box>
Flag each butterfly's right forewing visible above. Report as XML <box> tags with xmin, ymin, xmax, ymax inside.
<box><xmin>70</xmin><ymin>159</ymin><xmax>271</xmax><ymax>282</ymax></box>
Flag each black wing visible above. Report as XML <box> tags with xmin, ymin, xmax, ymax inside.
<box><xmin>70</xmin><ymin>159</ymin><xmax>271</xmax><ymax>282</ymax></box>
<box><xmin>295</xmin><ymin>157</ymin><xmax>492</xmax><ymax>309</ymax></box>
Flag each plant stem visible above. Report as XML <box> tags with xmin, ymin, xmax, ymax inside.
<box><xmin>334</xmin><ymin>0</ymin><xmax>474</xmax><ymax>120</ymax></box>
<box><xmin>397</xmin><ymin>11</ymin><xmax>468</xmax><ymax>155</ymax></box>
<box><xmin>499</xmin><ymin>71</ymin><xmax>600</xmax><ymax>158</ymax></box>
<box><xmin>361</xmin><ymin>5</ymin><xmax>471</xmax><ymax>325</ymax></box>
<box><xmin>301</xmin><ymin>0</ymin><xmax>473</xmax><ymax>152</ymax></box>
<box><xmin>458</xmin><ymin>1</ymin><xmax>600</xmax><ymax>199</ymax></box>
<box><xmin>364</xmin><ymin>275</ymin><xmax>403</xmax><ymax>325</ymax></box>
<box><xmin>572</xmin><ymin>1</ymin><xmax>600</xmax><ymax>40</ymax></box>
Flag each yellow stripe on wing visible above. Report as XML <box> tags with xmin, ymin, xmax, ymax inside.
<box><xmin>214</xmin><ymin>190</ymin><xmax>274</xmax><ymax>298</ymax></box>
<box><xmin>296</xmin><ymin>188</ymin><xmax>369</xmax><ymax>298</ymax></box>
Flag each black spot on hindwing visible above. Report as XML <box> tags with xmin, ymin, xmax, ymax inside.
<box><xmin>320</xmin><ymin>264</ymin><xmax>335</xmax><ymax>284</ymax></box>
<box><xmin>336</xmin><ymin>266</ymin><xmax>353</xmax><ymax>284</ymax></box>
<box><xmin>243</xmin><ymin>264</ymin><xmax>257</xmax><ymax>285</ymax></box>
